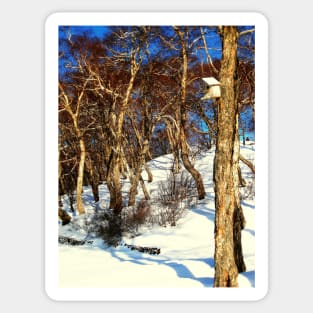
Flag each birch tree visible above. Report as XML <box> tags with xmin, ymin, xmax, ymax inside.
<box><xmin>174</xmin><ymin>26</ymin><xmax>206</xmax><ymax>200</ymax></box>
<box><xmin>59</xmin><ymin>79</ymin><xmax>91</xmax><ymax>215</ymax></box>
<box><xmin>213</xmin><ymin>26</ymin><xmax>246</xmax><ymax>287</ymax></box>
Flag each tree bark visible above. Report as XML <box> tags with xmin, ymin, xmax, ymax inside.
<box><xmin>107</xmin><ymin>151</ymin><xmax>123</xmax><ymax>214</ymax></box>
<box><xmin>128</xmin><ymin>140</ymin><xmax>150</xmax><ymax>206</ymax></box>
<box><xmin>76</xmin><ymin>135</ymin><xmax>87</xmax><ymax>215</ymax></box>
<box><xmin>232</xmin><ymin>114</ymin><xmax>246</xmax><ymax>273</ymax></box>
<box><xmin>175</xmin><ymin>26</ymin><xmax>206</xmax><ymax>200</ymax></box>
<box><xmin>127</xmin><ymin>103</ymin><xmax>154</xmax><ymax>207</ymax></box>
<box><xmin>85</xmin><ymin>154</ymin><xmax>100</xmax><ymax>203</ymax></box>
<box><xmin>139</xmin><ymin>175</ymin><xmax>151</xmax><ymax>201</ymax></box>
<box><xmin>144</xmin><ymin>164</ymin><xmax>153</xmax><ymax>183</ymax></box>
<box><xmin>59</xmin><ymin>82</ymin><xmax>87</xmax><ymax>215</ymax></box>
<box><xmin>107</xmin><ymin>46</ymin><xmax>140</xmax><ymax>214</ymax></box>
<box><xmin>213</xmin><ymin>26</ymin><xmax>242</xmax><ymax>287</ymax></box>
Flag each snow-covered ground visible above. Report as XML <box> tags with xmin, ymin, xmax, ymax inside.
<box><xmin>59</xmin><ymin>143</ymin><xmax>255</xmax><ymax>288</ymax></box>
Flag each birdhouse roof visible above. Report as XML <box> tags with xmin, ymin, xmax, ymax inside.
<box><xmin>202</xmin><ymin>77</ymin><xmax>220</xmax><ymax>86</ymax></box>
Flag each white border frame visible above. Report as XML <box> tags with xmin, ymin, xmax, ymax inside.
<box><xmin>45</xmin><ymin>12</ymin><xmax>268</xmax><ymax>301</ymax></box>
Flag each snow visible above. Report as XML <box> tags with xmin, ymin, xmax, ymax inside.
<box><xmin>59</xmin><ymin>143</ymin><xmax>255</xmax><ymax>289</ymax></box>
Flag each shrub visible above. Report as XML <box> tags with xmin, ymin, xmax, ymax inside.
<box><xmin>121</xmin><ymin>200</ymin><xmax>151</xmax><ymax>235</ymax></box>
<box><xmin>155</xmin><ymin>170</ymin><xmax>197</xmax><ymax>226</ymax></box>
<box><xmin>158</xmin><ymin>170</ymin><xmax>197</xmax><ymax>203</ymax></box>
<box><xmin>73</xmin><ymin>209</ymin><xmax>122</xmax><ymax>247</ymax></box>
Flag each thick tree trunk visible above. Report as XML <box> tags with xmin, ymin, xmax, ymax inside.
<box><xmin>213</xmin><ymin>26</ymin><xmax>242</xmax><ymax>287</ymax></box>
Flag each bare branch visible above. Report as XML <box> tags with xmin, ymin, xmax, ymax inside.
<box><xmin>239</xmin><ymin>28</ymin><xmax>255</xmax><ymax>37</ymax></box>
<box><xmin>200</xmin><ymin>27</ymin><xmax>219</xmax><ymax>75</ymax></box>
<box><xmin>239</xmin><ymin>155</ymin><xmax>255</xmax><ymax>174</ymax></box>
<box><xmin>191</xmin><ymin>125</ymin><xmax>210</xmax><ymax>135</ymax></box>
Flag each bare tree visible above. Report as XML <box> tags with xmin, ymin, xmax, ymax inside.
<box><xmin>59</xmin><ymin>78</ymin><xmax>91</xmax><ymax>215</ymax></box>
<box><xmin>174</xmin><ymin>26</ymin><xmax>206</xmax><ymax>200</ymax></box>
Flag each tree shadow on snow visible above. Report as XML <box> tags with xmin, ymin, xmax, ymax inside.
<box><xmin>107</xmin><ymin>247</ymin><xmax>148</xmax><ymax>266</ymax></box>
<box><xmin>165</xmin><ymin>261</ymin><xmax>214</xmax><ymax>287</ymax></box>
<box><xmin>149</xmin><ymin>156</ymin><xmax>174</xmax><ymax>168</ymax></box>
<box><xmin>240</xmin><ymin>271</ymin><xmax>255</xmax><ymax>287</ymax></box>
<box><xmin>190</xmin><ymin>206</ymin><xmax>215</xmax><ymax>222</ymax></box>
<box><xmin>244</xmin><ymin>229</ymin><xmax>255</xmax><ymax>237</ymax></box>
<box><xmin>108</xmin><ymin>247</ymin><xmax>215</xmax><ymax>287</ymax></box>
<box><xmin>241</xmin><ymin>201</ymin><xmax>255</xmax><ymax>209</ymax></box>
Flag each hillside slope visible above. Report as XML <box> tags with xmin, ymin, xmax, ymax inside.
<box><xmin>59</xmin><ymin>144</ymin><xmax>255</xmax><ymax>288</ymax></box>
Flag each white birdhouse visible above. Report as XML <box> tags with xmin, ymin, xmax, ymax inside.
<box><xmin>201</xmin><ymin>77</ymin><xmax>221</xmax><ymax>100</ymax></box>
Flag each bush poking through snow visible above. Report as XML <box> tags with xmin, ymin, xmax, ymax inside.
<box><xmin>87</xmin><ymin>210</ymin><xmax>122</xmax><ymax>247</ymax></box>
<box><xmin>121</xmin><ymin>200</ymin><xmax>151</xmax><ymax>235</ymax></box>
<box><xmin>157</xmin><ymin>170</ymin><xmax>197</xmax><ymax>203</ymax></box>
<box><xmin>65</xmin><ymin>210</ymin><xmax>122</xmax><ymax>247</ymax></box>
<box><xmin>156</xmin><ymin>170</ymin><xmax>197</xmax><ymax>226</ymax></box>
<box><xmin>59</xmin><ymin>171</ymin><xmax>199</xmax><ymax>245</ymax></box>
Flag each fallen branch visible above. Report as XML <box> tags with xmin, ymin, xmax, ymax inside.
<box><xmin>124</xmin><ymin>243</ymin><xmax>161</xmax><ymax>255</ymax></box>
<box><xmin>59</xmin><ymin>236</ymin><xmax>93</xmax><ymax>246</ymax></box>
<box><xmin>239</xmin><ymin>154</ymin><xmax>255</xmax><ymax>174</ymax></box>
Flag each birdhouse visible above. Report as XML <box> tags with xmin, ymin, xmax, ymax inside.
<box><xmin>201</xmin><ymin>77</ymin><xmax>221</xmax><ymax>100</ymax></box>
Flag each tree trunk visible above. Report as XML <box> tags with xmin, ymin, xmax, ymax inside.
<box><xmin>232</xmin><ymin>115</ymin><xmax>246</xmax><ymax>273</ymax></box>
<box><xmin>165</xmin><ymin>122</ymin><xmax>180</xmax><ymax>174</ymax></box>
<box><xmin>85</xmin><ymin>154</ymin><xmax>100</xmax><ymax>202</ymax></box>
<box><xmin>76</xmin><ymin>137</ymin><xmax>86</xmax><ymax>215</ymax></box>
<box><xmin>128</xmin><ymin>173</ymin><xmax>140</xmax><ymax>207</ymax></box>
<box><xmin>58</xmin><ymin>207</ymin><xmax>71</xmax><ymax>225</ymax></box>
<box><xmin>213</xmin><ymin>26</ymin><xmax>241</xmax><ymax>287</ymax></box>
<box><xmin>140</xmin><ymin>175</ymin><xmax>151</xmax><ymax>201</ymax></box>
<box><xmin>181</xmin><ymin>144</ymin><xmax>206</xmax><ymax>199</ymax></box>
<box><xmin>175</xmin><ymin>26</ymin><xmax>206</xmax><ymax>200</ymax></box>
<box><xmin>144</xmin><ymin>164</ymin><xmax>153</xmax><ymax>183</ymax></box>
<box><xmin>107</xmin><ymin>151</ymin><xmax>123</xmax><ymax>214</ymax></box>
<box><xmin>238</xmin><ymin>167</ymin><xmax>247</xmax><ymax>187</ymax></box>
<box><xmin>91</xmin><ymin>182</ymin><xmax>100</xmax><ymax>203</ymax></box>
<box><xmin>107</xmin><ymin>49</ymin><xmax>139</xmax><ymax>214</ymax></box>
<box><xmin>59</xmin><ymin>83</ymin><xmax>88</xmax><ymax>215</ymax></box>
<box><xmin>128</xmin><ymin>140</ymin><xmax>150</xmax><ymax>206</ymax></box>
